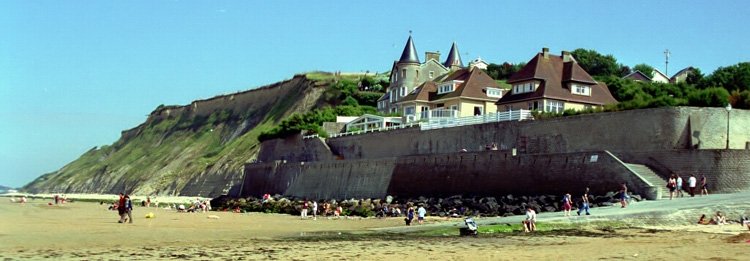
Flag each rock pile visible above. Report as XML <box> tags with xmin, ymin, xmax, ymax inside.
<box><xmin>211</xmin><ymin>192</ymin><xmax>642</xmax><ymax>217</ymax></box>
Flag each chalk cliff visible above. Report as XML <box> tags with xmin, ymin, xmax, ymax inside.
<box><xmin>23</xmin><ymin>74</ymin><xmax>330</xmax><ymax>197</ymax></box>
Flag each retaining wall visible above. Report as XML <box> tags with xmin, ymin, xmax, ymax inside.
<box><xmin>242</xmin><ymin>150</ymin><xmax>659</xmax><ymax>200</ymax></box>
<box><xmin>616</xmin><ymin>150</ymin><xmax>750</xmax><ymax>193</ymax></box>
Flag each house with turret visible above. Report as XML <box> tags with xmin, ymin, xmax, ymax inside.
<box><xmin>496</xmin><ymin>48</ymin><xmax>617</xmax><ymax>112</ymax></box>
<box><xmin>378</xmin><ymin>35</ymin><xmax>504</xmax><ymax>122</ymax></box>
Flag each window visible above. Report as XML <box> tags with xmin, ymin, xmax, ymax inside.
<box><xmin>505</xmin><ymin>105</ymin><xmax>513</xmax><ymax>111</ymax></box>
<box><xmin>572</xmin><ymin>84</ymin><xmax>591</xmax><ymax>96</ymax></box>
<box><xmin>486</xmin><ymin>87</ymin><xmax>502</xmax><ymax>98</ymax></box>
<box><xmin>405</xmin><ymin>106</ymin><xmax>415</xmax><ymax>115</ymax></box>
<box><xmin>438</xmin><ymin>83</ymin><xmax>453</xmax><ymax>94</ymax></box>
<box><xmin>527</xmin><ymin>101</ymin><xmax>541</xmax><ymax>110</ymax></box>
<box><xmin>401</xmin><ymin>69</ymin><xmax>406</xmax><ymax>78</ymax></box>
<box><xmin>429</xmin><ymin>71</ymin><xmax>434</xmax><ymax>78</ymax></box>
<box><xmin>512</xmin><ymin>82</ymin><xmax>536</xmax><ymax>94</ymax></box>
<box><xmin>473</xmin><ymin>106</ymin><xmax>483</xmax><ymax>116</ymax></box>
<box><xmin>400</xmin><ymin>86</ymin><xmax>407</xmax><ymax>97</ymax></box>
<box><xmin>545</xmin><ymin>100</ymin><xmax>564</xmax><ymax>113</ymax></box>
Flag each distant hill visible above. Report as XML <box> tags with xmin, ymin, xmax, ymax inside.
<box><xmin>0</xmin><ymin>185</ymin><xmax>14</xmax><ymax>192</ymax></box>
<box><xmin>23</xmin><ymin>72</ymin><xmax>378</xmax><ymax>197</ymax></box>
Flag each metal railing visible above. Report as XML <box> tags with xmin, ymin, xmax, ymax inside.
<box><xmin>321</xmin><ymin>122</ymin><xmax>421</xmax><ymax>139</ymax></box>
<box><xmin>420</xmin><ymin>110</ymin><xmax>533</xmax><ymax>130</ymax></box>
<box><xmin>302</xmin><ymin>110</ymin><xmax>533</xmax><ymax>139</ymax></box>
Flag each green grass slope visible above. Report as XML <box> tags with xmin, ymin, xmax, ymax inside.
<box><xmin>23</xmin><ymin>74</ymin><xmax>354</xmax><ymax>197</ymax></box>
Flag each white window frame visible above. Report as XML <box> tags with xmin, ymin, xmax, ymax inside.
<box><xmin>404</xmin><ymin>106</ymin><xmax>416</xmax><ymax>116</ymax></box>
<box><xmin>545</xmin><ymin>100</ymin><xmax>564</xmax><ymax>113</ymax></box>
<box><xmin>572</xmin><ymin>84</ymin><xmax>591</xmax><ymax>96</ymax></box>
<box><xmin>486</xmin><ymin>87</ymin><xmax>502</xmax><ymax>98</ymax></box>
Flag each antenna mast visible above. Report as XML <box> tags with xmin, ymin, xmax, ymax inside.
<box><xmin>664</xmin><ymin>49</ymin><xmax>671</xmax><ymax>76</ymax></box>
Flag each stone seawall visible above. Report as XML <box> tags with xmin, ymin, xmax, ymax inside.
<box><xmin>243</xmin><ymin>158</ymin><xmax>396</xmax><ymax>199</ymax></box>
<box><xmin>242</xmin><ymin>150</ymin><xmax>661</xmax><ymax>200</ymax></box>
<box><xmin>313</xmin><ymin>107</ymin><xmax>749</xmax><ymax>161</ymax></box>
<box><xmin>616</xmin><ymin>150</ymin><xmax>750</xmax><ymax>193</ymax></box>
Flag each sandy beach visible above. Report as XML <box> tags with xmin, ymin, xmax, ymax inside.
<box><xmin>1</xmin><ymin>194</ymin><xmax>749</xmax><ymax>260</ymax></box>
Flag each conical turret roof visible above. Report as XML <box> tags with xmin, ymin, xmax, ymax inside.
<box><xmin>398</xmin><ymin>35</ymin><xmax>420</xmax><ymax>64</ymax></box>
<box><xmin>443</xmin><ymin>42</ymin><xmax>463</xmax><ymax>68</ymax></box>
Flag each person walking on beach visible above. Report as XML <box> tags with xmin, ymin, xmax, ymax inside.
<box><xmin>312</xmin><ymin>201</ymin><xmax>318</xmax><ymax>220</ymax></box>
<box><xmin>676</xmin><ymin>175</ymin><xmax>684</xmax><ymax>198</ymax></box>
<box><xmin>562</xmin><ymin>193</ymin><xmax>573</xmax><ymax>216</ymax></box>
<box><xmin>667</xmin><ymin>175</ymin><xmax>677</xmax><ymax>200</ymax></box>
<box><xmin>301</xmin><ymin>200</ymin><xmax>309</xmax><ymax>219</ymax></box>
<box><xmin>619</xmin><ymin>183</ymin><xmax>629</xmax><ymax>208</ymax></box>
<box><xmin>523</xmin><ymin>207</ymin><xmax>537</xmax><ymax>232</ymax></box>
<box><xmin>417</xmin><ymin>205</ymin><xmax>427</xmax><ymax>225</ymax></box>
<box><xmin>688</xmin><ymin>174</ymin><xmax>697</xmax><ymax>197</ymax></box>
<box><xmin>700</xmin><ymin>174</ymin><xmax>709</xmax><ymax>196</ymax></box>
<box><xmin>577</xmin><ymin>187</ymin><xmax>591</xmax><ymax>216</ymax></box>
<box><xmin>117</xmin><ymin>193</ymin><xmax>126</xmax><ymax>223</ymax></box>
<box><xmin>124</xmin><ymin>195</ymin><xmax>133</xmax><ymax>223</ymax></box>
<box><xmin>405</xmin><ymin>206</ymin><xmax>415</xmax><ymax>226</ymax></box>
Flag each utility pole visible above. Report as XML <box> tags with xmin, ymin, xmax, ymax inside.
<box><xmin>664</xmin><ymin>49</ymin><xmax>671</xmax><ymax>76</ymax></box>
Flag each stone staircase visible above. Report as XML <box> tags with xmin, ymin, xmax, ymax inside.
<box><xmin>624</xmin><ymin>163</ymin><xmax>669</xmax><ymax>199</ymax></box>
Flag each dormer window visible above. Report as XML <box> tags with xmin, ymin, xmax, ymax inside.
<box><xmin>571</xmin><ymin>84</ymin><xmax>591</xmax><ymax>96</ymax></box>
<box><xmin>437</xmin><ymin>80</ymin><xmax>463</xmax><ymax>94</ymax></box>
<box><xmin>485</xmin><ymin>87</ymin><xmax>503</xmax><ymax>98</ymax></box>
<box><xmin>512</xmin><ymin>82</ymin><xmax>536</xmax><ymax>94</ymax></box>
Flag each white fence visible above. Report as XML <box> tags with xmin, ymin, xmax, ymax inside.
<box><xmin>302</xmin><ymin>110</ymin><xmax>533</xmax><ymax>139</ymax></box>
<box><xmin>420</xmin><ymin>110</ymin><xmax>533</xmax><ymax>130</ymax></box>
<box><xmin>303</xmin><ymin>122</ymin><xmax>421</xmax><ymax>139</ymax></box>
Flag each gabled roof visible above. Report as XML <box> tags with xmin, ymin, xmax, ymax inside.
<box><xmin>443</xmin><ymin>42</ymin><xmax>463</xmax><ymax>68</ymax></box>
<box><xmin>398</xmin><ymin>35</ymin><xmax>420</xmax><ymax>64</ymax></box>
<box><xmin>396</xmin><ymin>68</ymin><xmax>500</xmax><ymax>104</ymax></box>
<box><xmin>508</xmin><ymin>53</ymin><xmax>596</xmax><ymax>84</ymax></box>
<box><xmin>671</xmin><ymin>66</ymin><xmax>695</xmax><ymax>79</ymax></box>
<box><xmin>623</xmin><ymin>70</ymin><xmax>652</xmax><ymax>82</ymax></box>
<box><xmin>397</xmin><ymin>81</ymin><xmax>437</xmax><ymax>103</ymax></box>
<box><xmin>652</xmin><ymin>68</ymin><xmax>669</xmax><ymax>80</ymax></box>
<box><xmin>497</xmin><ymin>50</ymin><xmax>617</xmax><ymax>106</ymax></box>
<box><xmin>377</xmin><ymin>92</ymin><xmax>390</xmax><ymax>102</ymax></box>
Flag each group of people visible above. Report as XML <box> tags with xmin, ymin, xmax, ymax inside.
<box><xmin>667</xmin><ymin>174</ymin><xmax>708</xmax><ymax>199</ymax></box>
<box><xmin>116</xmin><ymin>193</ymin><xmax>133</xmax><ymax>224</ymax></box>
<box><xmin>698</xmin><ymin>212</ymin><xmax>750</xmax><ymax>230</ymax></box>
<box><xmin>404</xmin><ymin>205</ymin><xmax>427</xmax><ymax>226</ymax></box>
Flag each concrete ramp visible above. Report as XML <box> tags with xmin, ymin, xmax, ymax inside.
<box><xmin>623</xmin><ymin>163</ymin><xmax>668</xmax><ymax>199</ymax></box>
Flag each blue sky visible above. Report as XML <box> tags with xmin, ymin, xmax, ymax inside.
<box><xmin>1</xmin><ymin>1</ymin><xmax>749</xmax><ymax>188</ymax></box>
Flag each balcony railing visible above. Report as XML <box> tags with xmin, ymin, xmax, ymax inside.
<box><xmin>420</xmin><ymin>110</ymin><xmax>533</xmax><ymax>130</ymax></box>
<box><xmin>302</xmin><ymin>110</ymin><xmax>534</xmax><ymax>139</ymax></box>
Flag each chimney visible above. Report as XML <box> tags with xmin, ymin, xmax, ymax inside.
<box><xmin>562</xmin><ymin>51</ymin><xmax>575</xmax><ymax>62</ymax></box>
<box><xmin>425</xmin><ymin>51</ymin><xmax>440</xmax><ymax>62</ymax></box>
<box><xmin>542</xmin><ymin>47</ymin><xmax>549</xmax><ymax>59</ymax></box>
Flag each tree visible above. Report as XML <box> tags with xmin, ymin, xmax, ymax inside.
<box><xmin>570</xmin><ymin>48</ymin><xmax>620</xmax><ymax>77</ymax></box>
<box><xmin>686</xmin><ymin>67</ymin><xmax>704</xmax><ymax>85</ymax></box>
<box><xmin>633</xmin><ymin>64</ymin><xmax>655</xmax><ymax>78</ymax></box>
<box><xmin>700</xmin><ymin>62</ymin><xmax>750</xmax><ymax>92</ymax></box>
<box><xmin>687</xmin><ymin>87</ymin><xmax>730</xmax><ymax>107</ymax></box>
<box><xmin>485</xmin><ymin>62</ymin><xmax>525</xmax><ymax>80</ymax></box>
<box><xmin>619</xmin><ymin>65</ymin><xmax>632</xmax><ymax>77</ymax></box>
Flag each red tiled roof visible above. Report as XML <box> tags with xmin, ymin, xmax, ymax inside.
<box><xmin>497</xmin><ymin>52</ymin><xmax>617</xmax><ymax>106</ymax></box>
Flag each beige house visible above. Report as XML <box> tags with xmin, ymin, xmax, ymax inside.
<box><xmin>496</xmin><ymin>48</ymin><xmax>617</xmax><ymax>112</ymax></box>
<box><xmin>396</xmin><ymin>67</ymin><xmax>503</xmax><ymax>121</ymax></box>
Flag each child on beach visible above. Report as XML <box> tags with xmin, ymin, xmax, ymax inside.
<box><xmin>562</xmin><ymin>193</ymin><xmax>572</xmax><ymax>216</ymax></box>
